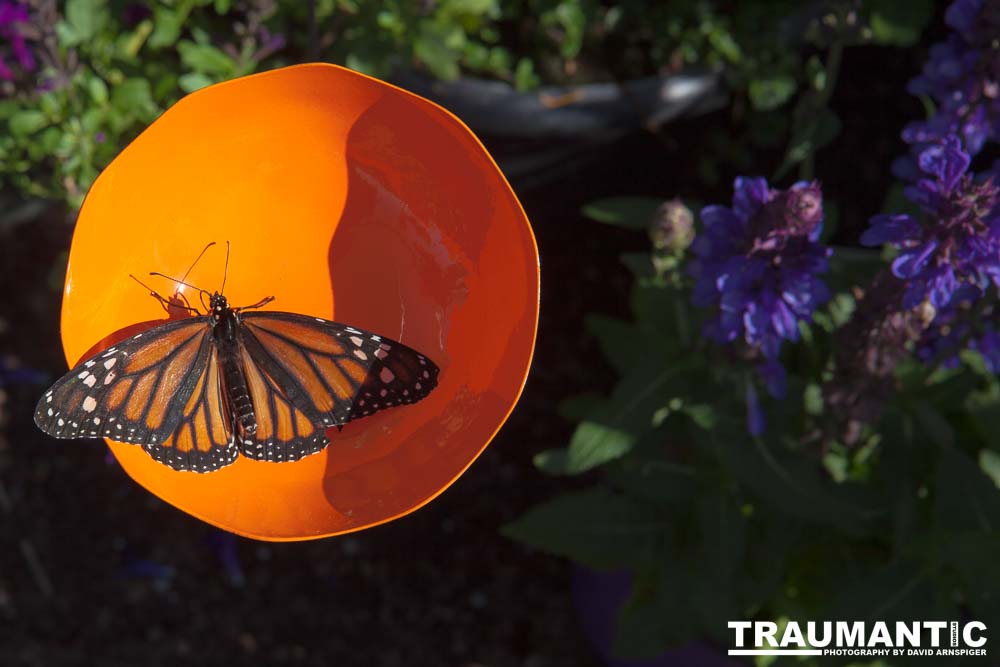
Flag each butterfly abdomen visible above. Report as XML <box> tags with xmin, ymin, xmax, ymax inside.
<box><xmin>214</xmin><ymin>308</ymin><xmax>257</xmax><ymax>436</ymax></box>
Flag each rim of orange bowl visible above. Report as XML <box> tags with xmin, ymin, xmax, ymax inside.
<box><xmin>65</xmin><ymin>62</ymin><xmax>541</xmax><ymax>540</ymax></box>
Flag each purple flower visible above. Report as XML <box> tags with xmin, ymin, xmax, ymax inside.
<box><xmin>258</xmin><ymin>27</ymin><xmax>286</xmax><ymax>53</ymax></box>
<box><xmin>0</xmin><ymin>1</ymin><xmax>35</xmax><ymax>82</ymax></box>
<box><xmin>690</xmin><ymin>177</ymin><xmax>832</xmax><ymax>366</ymax></box>
<box><xmin>917</xmin><ymin>298</ymin><xmax>1000</xmax><ymax>372</ymax></box>
<box><xmin>862</xmin><ymin>136</ymin><xmax>1000</xmax><ymax>310</ymax></box>
<box><xmin>971</xmin><ymin>328</ymin><xmax>1000</xmax><ymax>371</ymax></box>
<box><xmin>916</xmin><ymin>301</ymin><xmax>969</xmax><ymax>369</ymax></box>
<box><xmin>901</xmin><ymin>0</ymin><xmax>1000</xmax><ymax>159</ymax></box>
<box><xmin>690</xmin><ymin>178</ymin><xmax>830</xmax><ymax>434</ymax></box>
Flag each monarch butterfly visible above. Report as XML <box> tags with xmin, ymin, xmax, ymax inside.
<box><xmin>34</xmin><ymin>244</ymin><xmax>439</xmax><ymax>473</ymax></box>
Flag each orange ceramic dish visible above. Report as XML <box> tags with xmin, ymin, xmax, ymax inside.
<box><xmin>61</xmin><ymin>63</ymin><xmax>539</xmax><ymax>541</ymax></box>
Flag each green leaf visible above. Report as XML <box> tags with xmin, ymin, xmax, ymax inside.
<box><xmin>513</xmin><ymin>57</ymin><xmax>539</xmax><ymax>91</ymax></box>
<box><xmin>585</xmin><ymin>314</ymin><xmax>641</xmax><ymax>375</ymax></box>
<box><xmin>414</xmin><ymin>23</ymin><xmax>462</xmax><ymax>80</ymax></box>
<box><xmin>87</xmin><ymin>76</ymin><xmax>109</xmax><ymax>105</ymax></box>
<box><xmin>748</xmin><ymin>75</ymin><xmax>796</xmax><ymax>111</ymax></box>
<box><xmin>65</xmin><ymin>0</ymin><xmax>109</xmax><ymax>43</ymax></box>
<box><xmin>682</xmin><ymin>403</ymin><xmax>716</xmax><ymax>429</ymax></box>
<box><xmin>606</xmin><ymin>446</ymin><xmax>699</xmax><ymax>504</ymax></box>
<box><xmin>614</xmin><ymin>565</ymin><xmax>698</xmax><ymax>657</ymax></box>
<box><xmin>8</xmin><ymin>110</ymin><xmax>48</xmax><ymax>136</ymax></box>
<box><xmin>688</xmin><ymin>494</ymin><xmax>745</xmax><ymax>625</ymax></box>
<box><xmin>581</xmin><ymin>197</ymin><xmax>661</xmax><ymax>229</ymax></box>
<box><xmin>563</xmin><ymin>361</ymin><xmax>687</xmax><ymax>475</ymax></box>
<box><xmin>178</xmin><ymin>72</ymin><xmax>214</xmax><ymax>93</ymax></box>
<box><xmin>630</xmin><ymin>282</ymin><xmax>688</xmax><ymax>346</ymax></box>
<box><xmin>912</xmin><ymin>404</ymin><xmax>955</xmax><ymax>448</ymax></box>
<box><xmin>825</xmin><ymin>559</ymin><xmax>952</xmax><ymax>627</ymax></box>
<box><xmin>545</xmin><ymin>1</ymin><xmax>586</xmax><ymax>58</ymax></box>
<box><xmin>776</xmin><ymin>107</ymin><xmax>841</xmax><ymax>179</ymax></box>
<box><xmin>803</xmin><ymin>383</ymin><xmax>823</xmax><ymax>416</ymax></box>
<box><xmin>532</xmin><ymin>448</ymin><xmax>569</xmax><ymax>474</ymax></box>
<box><xmin>562</xmin><ymin>421</ymin><xmax>634</xmax><ymax>474</ymax></box>
<box><xmin>868</xmin><ymin>0</ymin><xmax>933</xmax><ymax>47</ymax></box>
<box><xmin>501</xmin><ymin>487</ymin><xmax>663</xmax><ymax>569</ymax></box>
<box><xmin>959</xmin><ymin>349</ymin><xmax>995</xmax><ymax>378</ymax></box>
<box><xmin>149</xmin><ymin>4</ymin><xmax>192</xmax><ymax>49</ymax></box>
<box><xmin>111</xmin><ymin>79</ymin><xmax>156</xmax><ymax>117</ymax></box>
<box><xmin>979</xmin><ymin>450</ymin><xmax>1000</xmax><ymax>489</ymax></box>
<box><xmin>711</xmin><ymin>425</ymin><xmax>884</xmax><ymax>534</ymax></box>
<box><xmin>178</xmin><ymin>41</ymin><xmax>236</xmax><ymax>76</ymax></box>
<box><xmin>119</xmin><ymin>19</ymin><xmax>154</xmax><ymax>60</ymax></box>
<box><xmin>936</xmin><ymin>447</ymin><xmax>1000</xmax><ymax>533</ymax></box>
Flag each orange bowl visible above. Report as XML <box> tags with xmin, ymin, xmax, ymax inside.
<box><xmin>61</xmin><ymin>63</ymin><xmax>539</xmax><ymax>541</ymax></box>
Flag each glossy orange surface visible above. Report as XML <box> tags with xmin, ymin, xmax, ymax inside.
<box><xmin>62</xmin><ymin>63</ymin><xmax>539</xmax><ymax>541</ymax></box>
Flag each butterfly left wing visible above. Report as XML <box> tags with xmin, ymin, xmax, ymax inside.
<box><xmin>34</xmin><ymin>317</ymin><xmax>237</xmax><ymax>473</ymax></box>
<box><xmin>35</xmin><ymin>318</ymin><xmax>211</xmax><ymax>445</ymax></box>
<box><xmin>234</xmin><ymin>311</ymin><xmax>439</xmax><ymax>462</ymax></box>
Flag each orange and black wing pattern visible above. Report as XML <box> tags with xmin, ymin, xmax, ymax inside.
<box><xmin>143</xmin><ymin>335</ymin><xmax>237</xmax><ymax>472</ymax></box>
<box><xmin>236</xmin><ymin>312</ymin><xmax>439</xmax><ymax>462</ymax></box>
<box><xmin>34</xmin><ymin>317</ymin><xmax>236</xmax><ymax>472</ymax></box>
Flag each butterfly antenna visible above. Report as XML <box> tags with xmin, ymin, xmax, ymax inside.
<box><xmin>220</xmin><ymin>240</ymin><xmax>230</xmax><ymax>295</ymax></box>
<box><xmin>149</xmin><ymin>272</ymin><xmax>213</xmax><ymax>299</ymax></box>
<box><xmin>178</xmin><ymin>241</ymin><xmax>216</xmax><ymax>286</ymax></box>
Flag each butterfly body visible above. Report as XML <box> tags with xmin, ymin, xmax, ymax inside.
<box><xmin>35</xmin><ymin>291</ymin><xmax>439</xmax><ymax>473</ymax></box>
<box><xmin>210</xmin><ymin>295</ymin><xmax>258</xmax><ymax>438</ymax></box>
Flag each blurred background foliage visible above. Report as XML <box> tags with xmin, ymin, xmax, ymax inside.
<box><xmin>3</xmin><ymin>0</ymin><xmax>931</xmax><ymax>209</ymax></box>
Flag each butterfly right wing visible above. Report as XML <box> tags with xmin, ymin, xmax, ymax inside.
<box><xmin>35</xmin><ymin>317</ymin><xmax>236</xmax><ymax>473</ymax></box>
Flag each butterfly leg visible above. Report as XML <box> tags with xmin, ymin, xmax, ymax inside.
<box><xmin>236</xmin><ymin>296</ymin><xmax>276</xmax><ymax>311</ymax></box>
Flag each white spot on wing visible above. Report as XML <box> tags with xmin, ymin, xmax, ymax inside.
<box><xmin>104</xmin><ymin>358</ymin><xmax>116</xmax><ymax>369</ymax></box>
<box><xmin>380</xmin><ymin>367</ymin><xmax>395</xmax><ymax>383</ymax></box>
<box><xmin>83</xmin><ymin>396</ymin><xmax>97</xmax><ymax>413</ymax></box>
<box><xmin>83</xmin><ymin>374</ymin><xmax>97</xmax><ymax>387</ymax></box>
<box><xmin>353</xmin><ymin>349</ymin><xmax>367</xmax><ymax>361</ymax></box>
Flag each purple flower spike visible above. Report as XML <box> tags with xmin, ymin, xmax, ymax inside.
<box><xmin>863</xmin><ymin>135</ymin><xmax>1000</xmax><ymax>310</ymax></box>
<box><xmin>0</xmin><ymin>1</ymin><xmax>36</xmax><ymax>83</ymax></box>
<box><xmin>900</xmin><ymin>0</ymin><xmax>1000</xmax><ymax>161</ymax></box>
<box><xmin>689</xmin><ymin>178</ymin><xmax>832</xmax><ymax>383</ymax></box>
<box><xmin>917</xmin><ymin>136</ymin><xmax>970</xmax><ymax>193</ymax></box>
